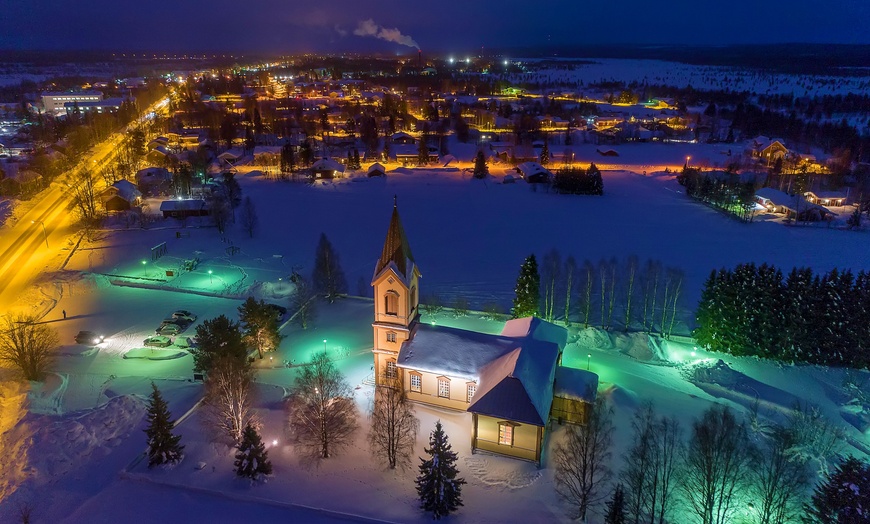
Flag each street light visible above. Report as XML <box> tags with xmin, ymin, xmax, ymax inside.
<box><xmin>323</xmin><ymin>339</ymin><xmax>327</xmax><ymax>352</ymax></box>
<box><xmin>587</xmin><ymin>353</ymin><xmax>592</xmax><ymax>370</ymax></box>
<box><xmin>141</xmin><ymin>260</ymin><xmax>147</xmax><ymax>276</ymax></box>
<box><xmin>208</xmin><ymin>269</ymin><xmax>213</xmax><ymax>283</ymax></box>
<box><xmin>32</xmin><ymin>220</ymin><xmax>48</xmax><ymax>248</ymax></box>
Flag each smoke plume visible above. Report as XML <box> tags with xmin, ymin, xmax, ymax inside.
<box><xmin>353</xmin><ymin>19</ymin><xmax>419</xmax><ymax>49</ymax></box>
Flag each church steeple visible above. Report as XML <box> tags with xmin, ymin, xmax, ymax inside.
<box><xmin>374</xmin><ymin>196</ymin><xmax>415</xmax><ymax>281</ymax></box>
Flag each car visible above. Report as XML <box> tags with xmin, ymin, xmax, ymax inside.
<box><xmin>156</xmin><ymin>323</ymin><xmax>182</xmax><ymax>336</ymax></box>
<box><xmin>75</xmin><ymin>331</ymin><xmax>104</xmax><ymax>345</ymax></box>
<box><xmin>171</xmin><ymin>310</ymin><xmax>197</xmax><ymax>322</ymax></box>
<box><xmin>144</xmin><ymin>335</ymin><xmax>172</xmax><ymax>348</ymax></box>
<box><xmin>266</xmin><ymin>304</ymin><xmax>288</xmax><ymax>321</ymax></box>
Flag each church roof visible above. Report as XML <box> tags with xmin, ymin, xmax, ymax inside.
<box><xmin>374</xmin><ymin>202</ymin><xmax>415</xmax><ymax>281</ymax></box>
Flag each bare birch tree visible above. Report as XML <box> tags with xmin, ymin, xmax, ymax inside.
<box><xmin>563</xmin><ymin>256</ymin><xmax>577</xmax><ymax>327</ymax></box>
<box><xmin>554</xmin><ymin>397</ymin><xmax>614</xmax><ymax>520</ymax></box>
<box><xmin>606</xmin><ymin>258</ymin><xmax>617</xmax><ymax>329</ymax></box>
<box><xmin>369</xmin><ymin>378</ymin><xmax>419</xmax><ymax>469</ymax></box>
<box><xmin>240</xmin><ymin>196</ymin><xmax>258</xmax><ymax>238</ymax></box>
<box><xmin>664</xmin><ymin>268</ymin><xmax>684</xmax><ymax>338</ymax></box>
<box><xmin>0</xmin><ymin>315</ymin><xmax>57</xmax><ymax>381</ymax></box>
<box><xmin>680</xmin><ymin>405</ymin><xmax>752</xmax><ymax>524</ymax></box>
<box><xmin>581</xmin><ymin>260</ymin><xmax>594</xmax><ymax>328</ymax></box>
<box><xmin>623</xmin><ymin>256</ymin><xmax>638</xmax><ymax>331</ymax></box>
<box><xmin>641</xmin><ymin>260</ymin><xmax>661</xmax><ymax>333</ymax></box>
<box><xmin>542</xmin><ymin>249</ymin><xmax>561</xmax><ymax>322</ymax></box>
<box><xmin>288</xmin><ymin>351</ymin><xmax>357</xmax><ymax>459</ymax></box>
<box><xmin>69</xmin><ymin>169</ymin><xmax>100</xmax><ymax>224</ymax></box>
<box><xmin>751</xmin><ymin>425</ymin><xmax>810</xmax><ymax>524</ymax></box>
<box><xmin>203</xmin><ymin>355</ymin><xmax>255</xmax><ymax>444</ymax></box>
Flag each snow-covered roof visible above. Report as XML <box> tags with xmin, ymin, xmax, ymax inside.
<box><xmin>398</xmin><ymin>316</ymin><xmax>567</xmax><ymax>426</ymax></box>
<box><xmin>554</xmin><ymin>366</ymin><xmax>598</xmax><ymax>403</ymax></box>
<box><xmin>311</xmin><ymin>158</ymin><xmax>345</xmax><ymax>173</ymax></box>
<box><xmin>806</xmin><ymin>190</ymin><xmax>846</xmax><ymax>199</ymax></box>
<box><xmin>755</xmin><ymin>187</ymin><xmax>795</xmax><ymax>205</ymax></box>
<box><xmin>218</xmin><ymin>148</ymin><xmax>245</xmax><ymax>161</ymax></box>
<box><xmin>252</xmin><ymin>146</ymin><xmax>281</xmax><ymax>156</ymax></box>
<box><xmin>515</xmin><ymin>162</ymin><xmax>551</xmax><ymax>179</ymax></box>
<box><xmin>103</xmin><ymin>179</ymin><xmax>141</xmax><ymax>201</ymax></box>
<box><xmin>367</xmin><ymin>162</ymin><xmax>386</xmax><ymax>174</ymax></box>
<box><xmin>159</xmin><ymin>199</ymin><xmax>206</xmax><ymax>211</ymax></box>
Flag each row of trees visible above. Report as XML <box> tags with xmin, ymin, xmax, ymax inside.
<box><xmin>553</xmin><ymin>164</ymin><xmax>604</xmax><ymax>195</ymax></box>
<box><xmin>677</xmin><ymin>167</ymin><xmax>757</xmax><ymax>222</ymax></box>
<box><xmin>556</xmin><ymin>398</ymin><xmax>860</xmax><ymax>523</ymax></box>
<box><xmin>695</xmin><ymin>263</ymin><xmax>870</xmax><ymax>368</ymax></box>
<box><xmin>512</xmin><ymin>253</ymin><xmax>686</xmax><ymax>336</ymax></box>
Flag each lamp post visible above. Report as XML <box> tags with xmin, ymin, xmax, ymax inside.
<box><xmin>323</xmin><ymin>339</ymin><xmax>327</xmax><ymax>352</ymax></box>
<box><xmin>587</xmin><ymin>353</ymin><xmax>592</xmax><ymax>371</ymax></box>
<box><xmin>208</xmin><ymin>269</ymin><xmax>213</xmax><ymax>283</ymax></box>
<box><xmin>32</xmin><ymin>220</ymin><xmax>48</xmax><ymax>248</ymax></box>
<box><xmin>141</xmin><ymin>260</ymin><xmax>147</xmax><ymax>276</ymax></box>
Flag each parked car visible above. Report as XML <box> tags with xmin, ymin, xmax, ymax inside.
<box><xmin>144</xmin><ymin>335</ymin><xmax>172</xmax><ymax>348</ymax></box>
<box><xmin>156</xmin><ymin>323</ymin><xmax>182</xmax><ymax>336</ymax></box>
<box><xmin>174</xmin><ymin>336</ymin><xmax>195</xmax><ymax>349</ymax></box>
<box><xmin>266</xmin><ymin>304</ymin><xmax>288</xmax><ymax>321</ymax></box>
<box><xmin>171</xmin><ymin>310</ymin><xmax>197</xmax><ymax>322</ymax></box>
<box><xmin>75</xmin><ymin>331</ymin><xmax>104</xmax><ymax>345</ymax></box>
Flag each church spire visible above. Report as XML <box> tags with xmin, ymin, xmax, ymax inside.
<box><xmin>375</xmin><ymin>199</ymin><xmax>414</xmax><ymax>279</ymax></box>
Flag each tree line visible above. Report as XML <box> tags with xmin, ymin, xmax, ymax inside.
<box><xmin>677</xmin><ymin>166</ymin><xmax>757</xmax><ymax>222</ymax></box>
<box><xmin>695</xmin><ymin>263</ymin><xmax>870</xmax><ymax>368</ymax></box>
<box><xmin>513</xmin><ymin>252</ymin><xmax>687</xmax><ymax>337</ymax></box>
<box><xmin>553</xmin><ymin>164</ymin><xmax>604</xmax><ymax>195</ymax></box>
<box><xmin>556</xmin><ymin>398</ymin><xmax>865</xmax><ymax>524</ymax></box>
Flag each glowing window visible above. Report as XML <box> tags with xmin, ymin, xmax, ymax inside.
<box><xmin>410</xmin><ymin>373</ymin><xmax>421</xmax><ymax>392</ymax></box>
<box><xmin>498</xmin><ymin>423</ymin><xmax>515</xmax><ymax>446</ymax></box>
<box><xmin>386</xmin><ymin>360</ymin><xmax>397</xmax><ymax>379</ymax></box>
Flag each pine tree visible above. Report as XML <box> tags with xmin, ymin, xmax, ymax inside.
<box><xmin>416</xmin><ymin>420</ymin><xmax>466</xmax><ymax>520</ymax></box>
<box><xmin>234</xmin><ymin>423</ymin><xmax>273</xmax><ymax>480</ymax></box>
<box><xmin>144</xmin><ymin>383</ymin><xmax>184</xmax><ymax>468</ymax></box>
<box><xmin>353</xmin><ymin>148</ymin><xmax>361</xmax><ymax>170</ymax></box>
<box><xmin>604</xmin><ymin>484</ymin><xmax>627</xmax><ymax>524</ymax></box>
<box><xmin>512</xmin><ymin>254</ymin><xmax>540</xmax><ymax>318</ymax></box>
<box><xmin>803</xmin><ymin>455</ymin><xmax>870</xmax><ymax>523</ymax></box>
<box><xmin>473</xmin><ymin>150</ymin><xmax>488</xmax><ymax>179</ymax></box>
<box><xmin>238</xmin><ymin>297</ymin><xmax>283</xmax><ymax>359</ymax></box>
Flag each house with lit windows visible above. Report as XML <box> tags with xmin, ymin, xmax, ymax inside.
<box><xmin>371</xmin><ymin>201</ymin><xmax>598</xmax><ymax>464</ymax></box>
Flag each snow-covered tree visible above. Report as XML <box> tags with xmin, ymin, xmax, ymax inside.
<box><xmin>539</xmin><ymin>139</ymin><xmax>550</xmax><ymax>165</ymax></box>
<box><xmin>751</xmin><ymin>425</ymin><xmax>810</xmax><ymax>524</ymax></box>
<box><xmin>234</xmin><ymin>423</ymin><xmax>272</xmax><ymax>480</ymax></box>
<box><xmin>289</xmin><ymin>275</ymin><xmax>317</xmax><ymax>329</ymax></box>
<box><xmin>512</xmin><ymin>254</ymin><xmax>540</xmax><ymax>318</ymax></box>
<box><xmin>554</xmin><ymin>397</ymin><xmax>614</xmax><ymax>520</ymax></box>
<box><xmin>369</xmin><ymin>378</ymin><xmax>419</xmax><ymax>469</ymax></box>
<box><xmin>415</xmin><ymin>420</ymin><xmax>466</xmax><ymax>520</ymax></box>
<box><xmin>803</xmin><ymin>455</ymin><xmax>870</xmax><ymax>523</ymax></box>
<box><xmin>144</xmin><ymin>382</ymin><xmax>184</xmax><ymax>467</ymax></box>
<box><xmin>312</xmin><ymin>233</ymin><xmax>348</xmax><ymax>303</ymax></box>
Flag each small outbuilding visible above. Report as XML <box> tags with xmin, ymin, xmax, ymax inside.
<box><xmin>99</xmin><ymin>179</ymin><xmax>142</xmax><ymax>212</ymax></box>
<box><xmin>515</xmin><ymin>161</ymin><xmax>552</xmax><ymax>184</ymax></box>
<box><xmin>159</xmin><ymin>199</ymin><xmax>209</xmax><ymax>219</ymax></box>
<box><xmin>367</xmin><ymin>163</ymin><xmax>386</xmax><ymax>177</ymax></box>
<box><xmin>311</xmin><ymin>158</ymin><xmax>346</xmax><ymax>179</ymax></box>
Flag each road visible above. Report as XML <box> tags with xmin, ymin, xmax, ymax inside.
<box><xmin>0</xmin><ymin>96</ymin><xmax>171</xmax><ymax>315</ymax></box>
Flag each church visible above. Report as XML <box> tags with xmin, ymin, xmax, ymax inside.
<box><xmin>371</xmin><ymin>202</ymin><xmax>599</xmax><ymax>464</ymax></box>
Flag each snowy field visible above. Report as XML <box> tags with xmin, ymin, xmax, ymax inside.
<box><xmin>506</xmin><ymin>58</ymin><xmax>870</xmax><ymax>97</ymax></box>
<box><xmin>2</xmin><ymin>162</ymin><xmax>870</xmax><ymax>522</ymax></box>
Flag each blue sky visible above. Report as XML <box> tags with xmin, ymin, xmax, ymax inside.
<box><xmin>3</xmin><ymin>0</ymin><xmax>869</xmax><ymax>52</ymax></box>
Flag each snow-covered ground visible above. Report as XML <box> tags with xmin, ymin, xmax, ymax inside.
<box><xmin>2</xmin><ymin>159</ymin><xmax>869</xmax><ymax>522</ymax></box>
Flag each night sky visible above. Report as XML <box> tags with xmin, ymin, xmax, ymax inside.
<box><xmin>3</xmin><ymin>0</ymin><xmax>869</xmax><ymax>53</ymax></box>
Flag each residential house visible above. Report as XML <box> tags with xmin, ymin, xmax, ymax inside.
<box><xmin>367</xmin><ymin>163</ymin><xmax>386</xmax><ymax>177</ymax></box>
<box><xmin>136</xmin><ymin>167</ymin><xmax>172</xmax><ymax>196</ymax></box>
<box><xmin>159</xmin><ymin>199</ymin><xmax>209</xmax><ymax>219</ymax></box>
<box><xmin>515</xmin><ymin>162</ymin><xmax>552</xmax><ymax>184</ymax></box>
<box><xmin>804</xmin><ymin>191</ymin><xmax>847</xmax><ymax>207</ymax></box>
<box><xmin>99</xmin><ymin>180</ymin><xmax>141</xmax><ymax>212</ymax></box>
<box><xmin>310</xmin><ymin>158</ymin><xmax>346</xmax><ymax>179</ymax></box>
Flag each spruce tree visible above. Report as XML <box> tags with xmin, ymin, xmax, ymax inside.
<box><xmin>604</xmin><ymin>484</ymin><xmax>627</xmax><ymax>524</ymax></box>
<box><xmin>234</xmin><ymin>423</ymin><xmax>273</xmax><ymax>480</ymax></box>
<box><xmin>540</xmin><ymin>139</ymin><xmax>550</xmax><ymax>165</ymax></box>
<box><xmin>353</xmin><ymin>148</ymin><xmax>361</xmax><ymax>170</ymax></box>
<box><xmin>144</xmin><ymin>382</ymin><xmax>184</xmax><ymax>468</ymax></box>
<box><xmin>512</xmin><ymin>254</ymin><xmax>540</xmax><ymax>318</ymax></box>
<box><xmin>473</xmin><ymin>150</ymin><xmax>488</xmax><ymax>179</ymax></box>
<box><xmin>415</xmin><ymin>420</ymin><xmax>466</xmax><ymax>520</ymax></box>
<box><xmin>803</xmin><ymin>455</ymin><xmax>870</xmax><ymax>523</ymax></box>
